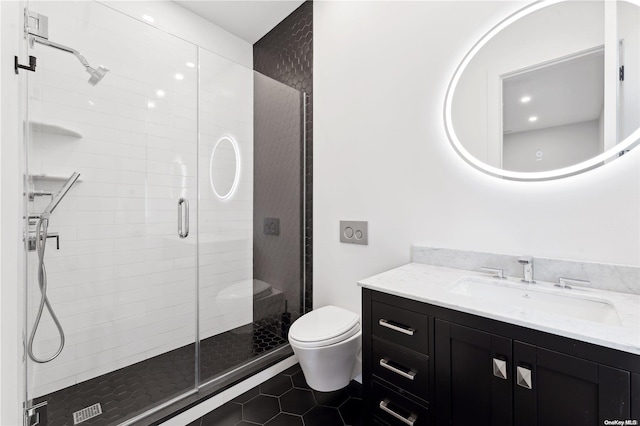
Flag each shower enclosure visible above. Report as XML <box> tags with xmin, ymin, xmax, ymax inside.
<box><xmin>21</xmin><ymin>2</ymin><xmax>307</xmax><ymax>425</ymax></box>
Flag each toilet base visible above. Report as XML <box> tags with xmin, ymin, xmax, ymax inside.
<box><xmin>291</xmin><ymin>332</ymin><xmax>361</xmax><ymax>392</ymax></box>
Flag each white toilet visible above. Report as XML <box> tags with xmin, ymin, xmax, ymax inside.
<box><xmin>288</xmin><ymin>305</ymin><xmax>362</xmax><ymax>392</ymax></box>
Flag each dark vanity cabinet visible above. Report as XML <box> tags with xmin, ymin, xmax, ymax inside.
<box><xmin>435</xmin><ymin>320</ymin><xmax>631</xmax><ymax>426</ymax></box>
<box><xmin>362</xmin><ymin>288</ymin><xmax>640</xmax><ymax>426</ymax></box>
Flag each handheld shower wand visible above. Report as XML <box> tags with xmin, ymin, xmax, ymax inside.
<box><xmin>27</xmin><ymin>172</ymin><xmax>80</xmax><ymax>363</ymax></box>
<box><xmin>43</xmin><ymin>172</ymin><xmax>80</xmax><ymax>216</ymax></box>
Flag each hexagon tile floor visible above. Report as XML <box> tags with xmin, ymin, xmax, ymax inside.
<box><xmin>188</xmin><ymin>364</ymin><xmax>363</xmax><ymax>426</ymax></box>
<box><xmin>34</xmin><ymin>324</ymin><xmax>287</xmax><ymax>426</ymax></box>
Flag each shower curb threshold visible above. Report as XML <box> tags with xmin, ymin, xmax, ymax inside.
<box><xmin>142</xmin><ymin>350</ymin><xmax>296</xmax><ymax>426</ymax></box>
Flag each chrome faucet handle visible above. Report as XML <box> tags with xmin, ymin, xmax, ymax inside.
<box><xmin>479</xmin><ymin>267</ymin><xmax>505</xmax><ymax>279</ymax></box>
<box><xmin>518</xmin><ymin>256</ymin><xmax>533</xmax><ymax>265</ymax></box>
<box><xmin>29</xmin><ymin>190</ymin><xmax>54</xmax><ymax>201</ymax></box>
<box><xmin>556</xmin><ymin>277</ymin><xmax>590</xmax><ymax>290</ymax></box>
<box><xmin>27</xmin><ymin>232</ymin><xmax>59</xmax><ymax>251</ymax></box>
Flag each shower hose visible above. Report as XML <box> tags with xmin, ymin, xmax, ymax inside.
<box><xmin>27</xmin><ymin>216</ymin><xmax>65</xmax><ymax>363</ymax></box>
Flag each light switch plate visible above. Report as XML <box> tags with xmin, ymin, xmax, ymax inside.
<box><xmin>340</xmin><ymin>221</ymin><xmax>368</xmax><ymax>245</ymax></box>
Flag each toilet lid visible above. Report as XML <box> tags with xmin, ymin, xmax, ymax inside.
<box><xmin>289</xmin><ymin>305</ymin><xmax>360</xmax><ymax>347</ymax></box>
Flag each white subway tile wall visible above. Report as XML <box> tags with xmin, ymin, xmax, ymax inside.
<box><xmin>25</xmin><ymin>1</ymin><xmax>253</xmax><ymax>398</ymax></box>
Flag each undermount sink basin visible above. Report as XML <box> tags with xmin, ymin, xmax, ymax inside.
<box><xmin>448</xmin><ymin>277</ymin><xmax>622</xmax><ymax>326</ymax></box>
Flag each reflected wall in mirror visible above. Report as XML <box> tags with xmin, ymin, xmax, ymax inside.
<box><xmin>446</xmin><ymin>0</ymin><xmax>640</xmax><ymax>180</ymax></box>
<box><xmin>209</xmin><ymin>135</ymin><xmax>240</xmax><ymax>200</ymax></box>
<box><xmin>502</xmin><ymin>47</ymin><xmax>604</xmax><ymax>172</ymax></box>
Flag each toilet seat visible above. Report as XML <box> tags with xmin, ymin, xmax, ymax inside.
<box><xmin>289</xmin><ymin>305</ymin><xmax>361</xmax><ymax>348</ymax></box>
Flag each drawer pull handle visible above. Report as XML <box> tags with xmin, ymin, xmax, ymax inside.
<box><xmin>380</xmin><ymin>358</ymin><xmax>416</xmax><ymax>380</ymax></box>
<box><xmin>379</xmin><ymin>399</ymin><xmax>417</xmax><ymax>426</ymax></box>
<box><xmin>379</xmin><ymin>319</ymin><xmax>415</xmax><ymax>336</ymax></box>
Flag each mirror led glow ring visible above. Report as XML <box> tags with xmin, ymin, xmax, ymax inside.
<box><xmin>444</xmin><ymin>0</ymin><xmax>640</xmax><ymax>181</ymax></box>
<box><xmin>209</xmin><ymin>136</ymin><xmax>240</xmax><ymax>200</ymax></box>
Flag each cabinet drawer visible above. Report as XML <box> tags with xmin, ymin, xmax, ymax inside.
<box><xmin>373</xmin><ymin>339</ymin><xmax>428</xmax><ymax>400</ymax></box>
<box><xmin>372</xmin><ymin>381</ymin><xmax>429</xmax><ymax>426</ymax></box>
<box><xmin>372</xmin><ymin>301</ymin><xmax>429</xmax><ymax>354</ymax></box>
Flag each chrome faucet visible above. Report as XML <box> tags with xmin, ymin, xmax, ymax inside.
<box><xmin>518</xmin><ymin>256</ymin><xmax>535</xmax><ymax>284</ymax></box>
<box><xmin>479</xmin><ymin>267</ymin><xmax>505</xmax><ymax>279</ymax></box>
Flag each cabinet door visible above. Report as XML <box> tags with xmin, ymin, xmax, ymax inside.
<box><xmin>513</xmin><ymin>342</ymin><xmax>631</xmax><ymax>426</ymax></box>
<box><xmin>434</xmin><ymin>319</ymin><xmax>512</xmax><ymax>426</ymax></box>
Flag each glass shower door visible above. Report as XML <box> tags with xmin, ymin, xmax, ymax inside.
<box><xmin>198</xmin><ymin>49</ymin><xmax>305</xmax><ymax>385</ymax></box>
<box><xmin>197</xmin><ymin>48</ymin><xmax>258</xmax><ymax>384</ymax></box>
<box><xmin>23</xmin><ymin>2</ymin><xmax>198</xmax><ymax>424</ymax></box>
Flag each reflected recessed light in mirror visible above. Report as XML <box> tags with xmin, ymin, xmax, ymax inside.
<box><xmin>186</xmin><ymin>62</ymin><xmax>195</xmax><ymax>68</ymax></box>
<box><xmin>156</xmin><ymin>89</ymin><xmax>165</xmax><ymax>98</ymax></box>
<box><xmin>520</xmin><ymin>96</ymin><xmax>531</xmax><ymax>103</ymax></box>
<box><xmin>147</xmin><ymin>101</ymin><xmax>156</xmax><ymax>109</ymax></box>
<box><xmin>174</xmin><ymin>73</ymin><xmax>184</xmax><ymax>81</ymax></box>
<box><xmin>142</xmin><ymin>14</ymin><xmax>154</xmax><ymax>23</ymax></box>
<box><xmin>528</xmin><ymin>116</ymin><xmax>538</xmax><ymax>122</ymax></box>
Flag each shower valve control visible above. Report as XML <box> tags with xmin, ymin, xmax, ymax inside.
<box><xmin>340</xmin><ymin>221</ymin><xmax>368</xmax><ymax>245</ymax></box>
<box><xmin>28</xmin><ymin>232</ymin><xmax>59</xmax><ymax>251</ymax></box>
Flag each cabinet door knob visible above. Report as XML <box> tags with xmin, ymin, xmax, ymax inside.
<box><xmin>380</xmin><ymin>358</ymin><xmax>417</xmax><ymax>380</ymax></box>
<box><xmin>379</xmin><ymin>399</ymin><xmax>417</xmax><ymax>426</ymax></box>
<box><xmin>516</xmin><ymin>366</ymin><xmax>533</xmax><ymax>389</ymax></box>
<box><xmin>492</xmin><ymin>358</ymin><xmax>507</xmax><ymax>380</ymax></box>
<box><xmin>379</xmin><ymin>319</ymin><xmax>415</xmax><ymax>336</ymax></box>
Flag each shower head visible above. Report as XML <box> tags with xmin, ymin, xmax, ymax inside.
<box><xmin>43</xmin><ymin>172</ymin><xmax>80</xmax><ymax>216</ymax></box>
<box><xmin>86</xmin><ymin>65</ymin><xmax>109</xmax><ymax>86</ymax></box>
<box><xmin>30</xmin><ymin>35</ymin><xmax>109</xmax><ymax>86</ymax></box>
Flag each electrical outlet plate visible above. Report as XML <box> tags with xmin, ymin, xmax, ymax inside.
<box><xmin>340</xmin><ymin>220</ymin><xmax>368</xmax><ymax>245</ymax></box>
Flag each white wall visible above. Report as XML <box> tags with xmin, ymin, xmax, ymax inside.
<box><xmin>503</xmin><ymin>120</ymin><xmax>601</xmax><ymax>172</ymax></box>
<box><xmin>313</xmin><ymin>1</ymin><xmax>640</xmax><ymax>318</ymax></box>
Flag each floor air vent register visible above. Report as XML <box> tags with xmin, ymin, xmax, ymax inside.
<box><xmin>73</xmin><ymin>403</ymin><xmax>102</xmax><ymax>424</ymax></box>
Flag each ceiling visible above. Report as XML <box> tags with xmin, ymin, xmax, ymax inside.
<box><xmin>503</xmin><ymin>50</ymin><xmax>604</xmax><ymax>134</ymax></box>
<box><xmin>174</xmin><ymin>1</ymin><xmax>306</xmax><ymax>44</ymax></box>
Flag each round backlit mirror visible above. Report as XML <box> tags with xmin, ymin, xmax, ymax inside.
<box><xmin>445</xmin><ymin>0</ymin><xmax>640</xmax><ymax>180</ymax></box>
<box><xmin>209</xmin><ymin>136</ymin><xmax>240</xmax><ymax>200</ymax></box>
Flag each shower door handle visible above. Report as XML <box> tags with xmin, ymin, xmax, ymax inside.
<box><xmin>178</xmin><ymin>198</ymin><xmax>189</xmax><ymax>238</ymax></box>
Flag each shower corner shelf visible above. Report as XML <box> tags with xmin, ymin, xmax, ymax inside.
<box><xmin>30</xmin><ymin>174</ymin><xmax>83</xmax><ymax>183</ymax></box>
<box><xmin>29</xmin><ymin>120</ymin><xmax>83</xmax><ymax>138</ymax></box>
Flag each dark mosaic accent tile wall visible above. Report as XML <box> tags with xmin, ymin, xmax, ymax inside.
<box><xmin>254</xmin><ymin>0</ymin><xmax>313</xmax><ymax>314</ymax></box>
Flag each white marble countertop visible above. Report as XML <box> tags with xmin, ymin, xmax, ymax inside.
<box><xmin>358</xmin><ymin>263</ymin><xmax>640</xmax><ymax>355</ymax></box>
